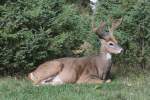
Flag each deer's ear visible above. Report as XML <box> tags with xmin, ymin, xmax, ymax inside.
<box><xmin>92</xmin><ymin>21</ymin><xmax>106</xmax><ymax>39</ymax></box>
<box><xmin>100</xmin><ymin>39</ymin><xmax>106</xmax><ymax>45</ymax></box>
<box><xmin>109</xmin><ymin>17</ymin><xmax>123</xmax><ymax>35</ymax></box>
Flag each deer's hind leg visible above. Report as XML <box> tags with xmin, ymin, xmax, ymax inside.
<box><xmin>28</xmin><ymin>60</ymin><xmax>64</xmax><ymax>85</ymax></box>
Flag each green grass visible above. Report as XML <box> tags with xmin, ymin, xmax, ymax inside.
<box><xmin>0</xmin><ymin>72</ymin><xmax>150</xmax><ymax>100</ymax></box>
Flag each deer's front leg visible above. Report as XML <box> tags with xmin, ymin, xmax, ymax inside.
<box><xmin>77</xmin><ymin>77</ymin><xmax>104</xmax><ymax>84</ymax></box>
<box><xmin>104</xmin><ymin>73</ymin><xmax>112</xmax><ymax>83</ymax></box>
<box><xmin>104</xmin><ymin>71</ymin><xmax>112</xmax><ymax>83</ymax></box>
<box><xmin>86</xmin><ymin>78</ymin><xmax>104</xmax><ymax>84</ymax></box>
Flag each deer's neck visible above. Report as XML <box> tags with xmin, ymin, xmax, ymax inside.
<box><xmin>106</xmin><ymin>53</ymin><xmax>111</xmax><ymax>60</ymax></box>
<box><xmin>99</xmin><ymin>52</ymin><xmax>112</xmax><ymax>60</ymax></box>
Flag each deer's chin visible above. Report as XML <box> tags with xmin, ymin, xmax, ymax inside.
<box><xmin>107</xmin><ymin>49</ymin><xmax>122</xmax><ymax>54</ymax></box>
<box><xmin>113</xmin><ymin>51</ymin><xmax>121</xmax><ymax>54</ymax></box>
<box><xmin>112</xmin><ymin>49</ymin><xmax>122</xmax><ymax>54</ymax></box>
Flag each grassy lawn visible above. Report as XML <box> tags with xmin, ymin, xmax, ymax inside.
<box><xmin>0</xmin><ymin>72</ymin><xmax>150</xmax><ymax>100</ymax></box>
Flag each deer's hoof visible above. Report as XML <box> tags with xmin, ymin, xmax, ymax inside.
<box><xmin>105</xmin><ymin>79</ymin><xmax>111</xmax><ymax>83</ymax></box>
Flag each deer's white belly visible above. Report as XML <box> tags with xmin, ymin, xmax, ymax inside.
<box><xmin>51</xmin><ymin>75</ymin><xmax>63</xmax><ymax>85</ymax></box>
<box><xmin>41</xmin><ymin>75</ymin><xmax>63</xmax><ymax>85</ymax></box>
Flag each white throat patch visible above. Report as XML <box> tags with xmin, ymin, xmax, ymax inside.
<box><xmin>106</xmin><ymin>53</ymin><xmax>112</xmax><ymax>60</ymax></box>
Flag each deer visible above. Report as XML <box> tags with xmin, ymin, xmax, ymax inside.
<box><xmin>28</xmin><ymin>18</ymin><xmax>123</xmax><ymax>86</ymax></box>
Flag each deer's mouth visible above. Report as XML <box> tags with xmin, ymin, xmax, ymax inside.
<box><xmin>107</xmin><ymin>46</ymin><xmax>123</xmax><ymax>54</ymax></box>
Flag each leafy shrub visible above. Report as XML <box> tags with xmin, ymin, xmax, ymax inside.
<box><xmin>96</xmin><ymin>0</ymin><xmax>150</xmax><ymax>69</ymax></box>
<box><xmin>0</xmin><ymin>0</ymin><xmax>149</xmax><ymax>76</ymax></box>
<box><xmin>0</xmin><ymin>0</ymin><xmax>91</xmax><ymax>75</ymax></box>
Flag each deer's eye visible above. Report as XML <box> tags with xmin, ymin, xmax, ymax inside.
<box><xmin>109</xmin><ymin>43</ymin><xmax>114</xmax><ymax>46</ymax></box>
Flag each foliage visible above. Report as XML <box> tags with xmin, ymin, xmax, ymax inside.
<box><xmin>96</xmin><ymin>0</ymin><xmax>150</xmax><ymax>69</ymax></box>
<box><xmin>0</xmin><ymin>0</ymin><xmax>149</xmax><ymax>75</ymax></box>
<box><xmin>0</xmin><ymin>0</ymin><xmax>91</xmax><ymax>75</ymax></box>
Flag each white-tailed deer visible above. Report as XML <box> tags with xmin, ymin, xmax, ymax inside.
<box><xmin>28</xmin><ymin>18</ymin><xmax>123</xmax><ymax>86</ymax></box>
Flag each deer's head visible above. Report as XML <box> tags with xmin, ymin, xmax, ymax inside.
<box><xmin>93</xmin><ymin>18</ymin><xmax>123</xmax><ymax>54</ymax></box>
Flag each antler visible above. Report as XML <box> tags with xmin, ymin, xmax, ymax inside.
<box><xmin>109</xmin><ymin>17</ymin><xmax>122</xmax><ymax>35</ymax></box>
<box><xmin>92</xmin><ymin>17</ymin><xmax>122</xmax><ymax>42</ymax></box>
<box><xmin>92</xmin><ymin>20</ymin><xmax>106</xmax><ymax>39</ymax></box>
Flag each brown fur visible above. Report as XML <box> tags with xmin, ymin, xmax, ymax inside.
<box><xmin>28</xmin><ymin>42</ymin><xmax>114</xmax><ymax>85</ymax></box>
<box><xmin>28</xmin><ymin>61</ymin><xmax>63</xmax><ymax>84</ymax></box>
<box><xmin>28</xmin><ymin>18</ymin><xmax>122</xmax><ymax>85</ymax></box>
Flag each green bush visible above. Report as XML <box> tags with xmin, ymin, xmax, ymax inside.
<box><xmin>0</xmin><ymin>0</ymin><xmax>149</xmax><ymax>75</ymax></box>
<box><xmin>96</xmin><ymin>0</ymin><xmax>150</xmax><ymax>69</ymax></box>
<box><xmin>0</xmin><ymin>0</ymin><xmax>91</xmax><ymax>75</ymax></box>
